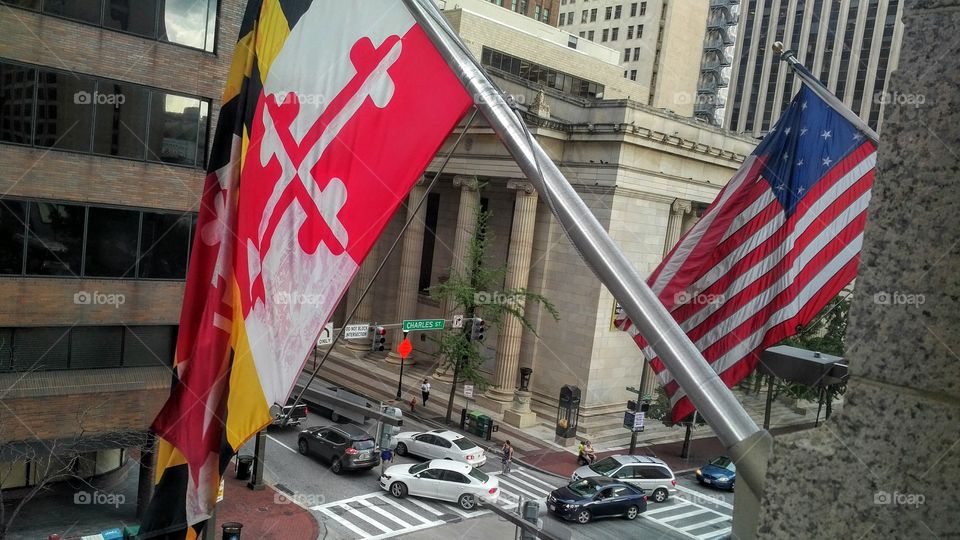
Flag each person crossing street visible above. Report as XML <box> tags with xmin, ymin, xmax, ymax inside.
<box><xmin>421</xmin><ymin>378</ymin><xmax>431</xmax><ymax>406</ymax></box>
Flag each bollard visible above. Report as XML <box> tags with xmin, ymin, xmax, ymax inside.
<box><xmin>221</xmin><ymin>522</ymin><xmax>243</xmax><ymax>540</ymax></box>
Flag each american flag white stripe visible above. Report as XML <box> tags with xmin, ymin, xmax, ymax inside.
<box><xmin>642</xmin><ymin>151</ymin><xmax>875</xmax><ymax>363</ymax></box>
<box><xmin>668</xmin><ymin>233</ymin><xmax>864</xmax><ymax>406</ymax></box>
<box><xmin>719</xmin><ymin>190</ymin><xmax>778</xmax><ymax>243</ymax></box>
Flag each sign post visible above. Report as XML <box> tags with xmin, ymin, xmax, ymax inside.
<box><xmin>395</xmin><ymin>333</ymin><xmax>412</xmax><ymax>400</ymax></box>
<box><xmin>463</xmin><ymin>383</ymin><xmax>474</xmax><ymax>418</ymax></box>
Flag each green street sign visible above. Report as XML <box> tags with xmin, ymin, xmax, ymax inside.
<box><xmin>402</xmin><ymin>319</ymin><xmax>446</xmax><ymax>332</ymax></box>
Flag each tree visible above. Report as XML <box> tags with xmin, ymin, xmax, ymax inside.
<box><xmin>429</xmin><ymin>207</ymin><xmax>559</xmax><ymax>424</ymax></box>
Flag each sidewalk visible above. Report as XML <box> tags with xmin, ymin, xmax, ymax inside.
<box><xmin>311</xmin><ymin>343</ymin><xmax>823</xmax><ymax>479</ymax></box>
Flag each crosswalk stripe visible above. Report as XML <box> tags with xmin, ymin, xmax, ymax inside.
<box><xmin>378</xmin><ymin>495</ymin><xmax>435</xmax><ymax>524</ymax></box>
<box><xmin>661</xmin><ymin>508</ymin><xmax>714</xmax><ymax>523</ymax></box>
<box><xmin>644</xmin><ymin>502</ymin><xmax>694</xmax><ymax>516</ymax></box>
<box><xmin>499</xmin><ymin>473</ymin><xmax>552</xmax><ymax>496</ymax></box>
<box><xmin>679</xmin><ymin>515</ymin><xmax>732</xmax><ymax>531</ymax></box>
<box><xmin>696</xmin><ymin>526</ymin><xmax>732</xmax><ymax>540</ymax></box>
<box><xmin>496</xmin><ymin>476</ymin><xmax>547</xmax><ymax>500</ymax></box>
<box><xmin>356</xmin><ymin>497</ymin><xmax>412</xmax><ymax>528</ymax></box>
<box><xmin>318</xmin><ymin>505</ymin><xmax>371</xmax><ymax>539</ymax></box>
<box><xmin>512</xmin><ymin>469</ymin><xmax>559</xmax><ymax>491</ymax></box>
<box><xmin>403</xmin><ymin>496</ymin><xmax>446</xmax><ymax>516</ymax></box>
<box><xmin>675</xmin><ymin>485</ymin><xmax>735</xmax><ymax>510</ymax></box>
<box><xmin>366</xmin><ymin>519</ymin><xmax>449</xmax><ymax>540</ymax></box>
<box><xmin>312</xmin><ymin>491</ymin><xmax>380</xmax><ymax>510</ymax></box>
<box><xmin>341</xmin><ymin>502</ymin><xmax>393</xmax><ymax>534</ymax></box>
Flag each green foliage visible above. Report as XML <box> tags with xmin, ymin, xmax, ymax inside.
<box><xmin>428</xmin><ymin>206</ymin><xmax>559</xmax><ymax>387</ymax></box>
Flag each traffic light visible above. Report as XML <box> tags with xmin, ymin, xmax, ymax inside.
<box><xmin>371</xmin><ymin>325</ymin><xmax>386</xmax><ymax>351</ymax></box>
<box><xmin>640</xmin><ymin>401</ymin><xmax>650</xmax><ymax>413</ymax></box>
<box><xmin>470</xmin><ymin>318</ymin><xmax>486</xmax><ymax>342</ymax></box>
<box><xmin>627</xmin><ymin>399</ymin><xmax>638</xmax><ymax>412</ymax></box>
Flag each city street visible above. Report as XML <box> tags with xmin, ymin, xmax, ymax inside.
<box><xmin>242</xmin><ymin>411</ymin><xmax>734</xmax><ymax>540</ymax></box>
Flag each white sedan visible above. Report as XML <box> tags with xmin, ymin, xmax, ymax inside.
<box><xmin>379</xmin><ymin>459</ymin><xmax>499</xmax><ymax>510</ymax></box>
<box><xmin>393</xmin><ymin>429</ymin><xmax>486</xmax><ymax>467</ymax></box>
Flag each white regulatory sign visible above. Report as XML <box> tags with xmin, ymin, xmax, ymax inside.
<box><xmin>344</xmin><ymin>324</ymin><xmax>370</xmax><ymax>339</ymax></box>
<box><xmin>452</xmin><ymin>315</ymin><xmax>464</xmax><ymax>329</ymax></box>
<box><xmin>463</xmin><ymin>384</ymin><xmax>474</xmax><ymax>398</ymax></box>
<box><xmin>317</xmin><ymin>322</ymin><xmax>334</xmax><ymax>346</ymax></box>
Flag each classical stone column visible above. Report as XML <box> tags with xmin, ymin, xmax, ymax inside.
<box><xmin>482</xmin><ymin>180</ymin><xmax>538</xmax><ymax>411</ymax></box>
<box><xmin>434</xmin><ymin>175</ymin><xmax>480</xmax><ymax>380</ymax></box>
<box><xmin>640</xmin><ymin>199</ymin><xmax>692</xmax><ymax>397</ymax></box>
<box><xmin>386</xmin><ymin>180</ymin><xmax>427</xmax><ymax>365</ymax></box>
<box><xmin>344</xmin><ymin>244</ymin><xmax>379</xmax><ymax>351</ymax></box>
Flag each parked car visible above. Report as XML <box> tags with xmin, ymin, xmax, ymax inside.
<box><xmin>379</xmin><ymin>459</ymin><xmax>499</xmax><ymax>510</ymax></box>
<box><xmin>271</xmin><ymin>402</ymin><xmax>308</xmax><ymax>427</ymax></box>
<box><xmin>297</xmin><ymin>424</ymin><xmax>379</xmax><ymax>474</ymax></box>
<box><xmin>393</xmin><ymin>429</ymin><xmax>486</xmax><ymax>467</ymax></box>
<box><xmin>547</xmin><ymin>477</ymin><xmax>647</xmax><ymax>524</ymax></box>
<box><xmin>696</xmin><ymin>456</ymin><xmax>736</xmax><ymax>491</ymax></box>
<box><xmin>571</xmin><ymin>455</ymin><xmax>676</xmax><ymax>503</ymax></box>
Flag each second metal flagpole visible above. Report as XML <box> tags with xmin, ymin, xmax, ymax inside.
<box><xmin>404</xmin><ymin>0</ymin><xmax>769</xmax><ymax>493</ymax></box>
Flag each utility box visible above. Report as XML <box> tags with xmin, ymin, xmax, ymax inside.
<box><xmin>555</xmin><ymin>385</ymin><xmax>580</xmax><ymax>438</ymax></box>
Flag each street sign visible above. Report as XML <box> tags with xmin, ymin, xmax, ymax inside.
<box><xmin>464</xmin><ymin>384</ymin><xmax>474</xmax><ymax>398</ymax></box>
<box><xmin>344</xmin><ymin>323</ymin><xmax>369</xmax><ymax>339</ymax></box>
<box><xmin>398</xmin><ymin>338</ymin><xmax>413</xmax><ymax>359</ymax></box>
<box><xmin>402</xmin><ymin>319</ymin><xmax>446</xmax><ymax>332</ymax></box>
<box><xmin>317</xmin><ymin>322</ymin><xmax>334</xmax><ymax>346</ymax></box>
<box><xmin>452</xmin><ymin>314</ymin><xmax>465</xmax><ymax>329</ymax></box>
<box><xmin>623</xmin><ymin>411</ymin><xmax>645</xmax><ymax>432</ymax></box>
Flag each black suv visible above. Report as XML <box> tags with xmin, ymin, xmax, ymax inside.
<box><xmin>298</xmin><ymin>424</ymin><xmax>379</xmax><ymax>474</ymax></box>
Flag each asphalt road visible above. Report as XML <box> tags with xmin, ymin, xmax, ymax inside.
<box><xmin>240</xmin><ymin>409</ymin><xmax>736</xmax><ymax>540</ymax></box>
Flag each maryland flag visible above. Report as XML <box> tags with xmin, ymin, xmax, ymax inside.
<box><xmin>138</xmin><ymin>1</ymin><xmax>472</xmax><ymax>537</ymax></box>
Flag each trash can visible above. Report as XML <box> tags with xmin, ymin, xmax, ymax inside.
<box><xmin>236</xmin><ymin>455</ymin><xmax>254</xmax><ymax>480</ymax></box>
<box><xmin>122</xmin><ymin>525</ymin><xmax>140</xmax><ymax>539</ymax></box>
<box><xmin>468</xmin><ymin>411</ymin><xmax>484</xmax><ymax>436</ymax></box>
<box><xmin>477</xmin><ymin>414</ymin><xmax>492</xmax><ymax>439</ymax></box>
<box><xmin>221</xmin><ymin>522</ymin><xmax>243</xmax><ymax>540</ymax></box>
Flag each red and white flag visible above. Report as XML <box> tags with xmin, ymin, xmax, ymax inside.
<box><xmin>140</xmin><ymin>1</ymin><xmax>472</xmax><ymax>536</ymax></box>
<box><xmin>617</xmin><ymin>85</ymin><xmax>875</xmax><ymax>423</ymax></box>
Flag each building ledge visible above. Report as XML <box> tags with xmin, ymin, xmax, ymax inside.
<box><xmin>0</xmin><ymin>367</ymin><xmax>170</xmax><ymax>399</ymax></box>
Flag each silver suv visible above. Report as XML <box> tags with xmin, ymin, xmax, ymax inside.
<box><xmin>571</xmin><ymin>455</ymin><xmax>677</xmax><ymax>503</ymax></box>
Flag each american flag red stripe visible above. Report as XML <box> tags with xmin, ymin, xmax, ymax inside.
<box><xmin>617</xmin><ymin>85</ymin><xmax>877</xmax><ymax>422</ymax></box>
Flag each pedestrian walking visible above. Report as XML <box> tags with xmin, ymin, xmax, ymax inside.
<box><xmin>421</xmin><ymin>378</ymin><xmax>431</xmax><ymax>406</ymax></box>
<box><xmin>501</xmin><ymin>440</ymin><xmax>514</xmax><ymax>475</ymax></box>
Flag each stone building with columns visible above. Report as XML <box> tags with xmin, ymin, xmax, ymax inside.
<box><xmin>332</xmin><ymin>4</ymin><xmax>758</xmax><ymax>441</ymax></box>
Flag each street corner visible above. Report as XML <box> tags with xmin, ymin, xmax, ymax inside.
<box><xmin>216</xmin><ymin>478</ymin><xmax>320</xmax><ymax>540</ymax></box>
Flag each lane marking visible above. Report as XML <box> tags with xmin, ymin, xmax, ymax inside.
<box><xmin>341</xmin><ymin>502</ymin><xmax>393</xmax><ymax>534</ymax></box>
<box><xmin>313</xmin><ymin>491</ymin><xmax>380</xmax><ymax>510</ymax></box>
<box><xmin>513</xmin><ymin>469</ymin><xmax>560</xmax><ymax>491</ymax></box>
<box><xmin>366</xmin><ymin>520</ymin><xmax>449</xmax><ymax>540</ymax></box>
<box><xmin>318</xmin><ymin>505</ymin><xmax>370</xmax><ymax>538</ymax></box>
<box><xmin>697</xmin><ymin>526</ymin><xmax>732</xmax><ymax>540</ymax></box>
<box><xmin>266</xmin><ymin>435</ymin><xmax>298</xmax><ymax>454</ymax></box>
<box><xmin>680</xmin><ymin>515</ymin><xmax>733</xmax><ymax>531</ymax></box>
<box><xmin>357</xmin><ymin>497</ymin><xmax>412</xmax><ymax>529</ymax></box>
<box><xmin>403</xmin><ymin>496</ymin><xmax>447</xmax><ymax>516</ymax></box>
<box><xmin>496</xmin><ymin>476</ymin><xmax>547</xmax><ymax>500</ymax></box>
<box><xmin>676</xmin><ymin>484</ymin><xmax>735</xmax><ymax>510</ymax></box>
<box><xmin>644</xmin><ymin>501</ymin><xmax>694</xmax><ymax>516</ymax></box>
<box><xmin>661</xmin><ymin>508</ymin><xmax>714</xmax><ymax>523</ymax></box>
<box><xmin>377</xmin><ymin>494</ymin><xmax>435</xmax><ymax>524</ymax></box>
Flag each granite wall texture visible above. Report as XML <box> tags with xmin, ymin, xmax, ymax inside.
<box><xmin>754</xmin><ymin>1</ymin><xmax>960</xmax><ymax>538</ymax></box>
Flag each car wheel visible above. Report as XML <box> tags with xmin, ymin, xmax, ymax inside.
<box><xmin>576</xmin><ymin>509</ymin><xmax>591</xmax><ymax>524</ymax></box>
<box><xmin>458</xmin><ymin>494</ymin><xmax>476</xmax><ymax>510</ymax></box>
<box><xmin>395</xmin><ymin>443</ymin><xmax>408</xmax><ymax>456</ymax></box>
<box><xmin>331</xmin><ymin>459</ymin><xmax>343</xmax><ymax>475</ymax></box>
<box><xmin>624</xmin><ymin>505</ymin><xmax>639</xmax><ymax>520</ymax></box>
<box><xmin>390</xmin><ymin>482</ymin><xmax>407</xmax><ymax>499</ymax></box>
<box><xmin>652</xmin><ymin>488</ymin><xmax>669</xmax><ymax>503</ymax></box>
<box><xmin>297</xmin><ymin>439</ymin><xmax>308</xmax><ymax>455</ymax></box>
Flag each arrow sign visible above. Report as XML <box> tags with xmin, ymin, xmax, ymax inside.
<box><xmin>452</xmin><ymin>314</ymin><xmax>464</xmax><ymax>329</ymax></box>
<box><xmin>398</xmin><ymin>337</ymin><xmax>413</xmax><ymax>359</ymax></box>
<box><xmin>317</xmin><ymin>322</ymin><xmax>334</xmax><ymax>346</ymax></box>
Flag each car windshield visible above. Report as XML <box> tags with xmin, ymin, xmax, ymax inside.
<box><xmin>710</xmin><ymin>457</ymin><xmax>736</xmax><ymax>472</ymax></box>
<box><xmin>567</xmin><ymin>479</ymin><xmax>600</xmax><ymax>497</ymax></box>
<box><xmin>589</xmin><ymin>457</ymin><xmax>620</xmax><ymax>475</ymax></box>
<box><xmin>453</xmin><ymin>438</ymin><xmax>477</xmax><ymax>450</ymax></box>
<box><xmin>352</xmin><ymin>439</ymin><xmax>375</xmax><ymax>450</ymax></box>
<box><xmin>409</xmin><ymin>462</ymin><xmax>430</xmax><ymax>474</ymax></box>
<box><xmin>468</xmin><ymin>468</ymin><xmax>489</xmax><ymax>483</ymax></box>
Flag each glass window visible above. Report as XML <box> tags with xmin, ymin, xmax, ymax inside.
<box><xmin>84</xmin><ymin>207</ymin><xmax>139</xmax><ymax>277</ymax></box>
<box><xmin>417</xmin><ymin>193</ymin><xmax>439</xmax><ymax>292</ymax></box>
<box><xmin>0</xmin><ymin>328</ymin><xmax>12</xmax><ymax>372</ymax></box>
<box><xmin>441</xmin><ymin>470</ymin><xmax>470</xmax><ymax>484</ymax></box>
<box><xmin>351</xmin><ymin>439</ymin><xmax>375</xmax><ymax>451</ymax></box>
<box><xmin>196</xmin><ymin>100</ymin><xmax>209</xmax><ymax>168</ymax></box>
<box><xmin>103</xmin><ymin>0</ymin><xmax>159</xmax><ymax>38</ymax></box>
<box><xmin>1</xmin><ymin>0</ymin><xmax>41</xmax><ymax>9</ymax></box>
<box><xmin>0</xmin><ymin>62</ymin><xmax>36</xmax><ymax>144</ymax></box>
<box><xmin>71</xmin><ymin>327</ymin><xmax>123</xmax><ymax>368</ymax></box>
<box><xmin>419</xmin><ymin>468</ymin><xmax>444</xmax><ymax>480</ymax></box>
<box><xmin>123</xmin><ymin>326</ymin><xmax>176</xmax><ymax>367</ymax></box>
<box><xmin>147</xmin><ymin>91</ymin><xmax>203</xmax><ymax>165</ymax></box>
<box><xmin>43</xmin><ymin>0</ymin><xmax>102</xmax><ymax>24</ymax></box>
<box><xmin>453</xmin><ymin>438</ymin><xmax>477</xmax><ymax>450</ymax></box>
<box><xmin>409</xmin><ymin>462</ymin><xmax>430</xmax><ymax>475</ymax></box>
<box><xmin>26</xmin><ymin>202</ymin><xmax>84</xmax><ymax>276</ymax></box>
<box><xmin>613</xmin><ymin>465</ymin><xmax>636</xmax><ymax>479</ymax></box>
<box><xmin>590</xmin><ymin>457</ymin><xmax>621</xmax><ymax>475</ymax></box>
<box><xmin>160</xmin><ymin>0</ymin><xmax>218</xmax><ymax>52</ymax></box>
<box><xmin>138</xmin><ymin>211</ymin><xmax>190</xmax><ymax>279</ymax></box>
<box><xmin>468</xmin><ymin>468</ymin><xmax>490</xmax><ymax>483</ymax></box>
<box><xmin>93</xmin><ymin>81</ymin><xmax>149</xmax><ymax>159</ymax></box>
<box><xmin>0</xmin><ymin>200</ymin><xmax>26</xmax><ymax>274</ymax></box>
<box><xmin>568</xmin><ymin>478</ymin><xmax>602</xmax><ymax>497</ymax></box>
<box><xmin>12</xmin><ymin>327</ymin><xmax>69</xmax><ymax>371</ymax></box>
<box><xmin>34</xmin><ymin>70</ymin><xmax>95</xmax><ymax>152</ymax></box>
<box><xmin>435</xmin><ymin>436</ymin><xmax>452</xmax><ymax>448</ymax></box>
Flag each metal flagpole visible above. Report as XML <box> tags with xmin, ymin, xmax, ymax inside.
<box><xmin>404</xmin><ymin>0</ymin><xmax>770</xmax><ymax>494</ymax></box>
<box><xmin>772</xmin><ymin>41</ymin><xmax>880</xmax><ymax>144</ymax></box>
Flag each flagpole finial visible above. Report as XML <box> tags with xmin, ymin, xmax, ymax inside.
<box><xmin>772</xmin><ymin>41</ymin><xmax>785</xmax><ymax>54</ymax></box>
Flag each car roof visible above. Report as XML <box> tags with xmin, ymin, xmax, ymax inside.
<box><xmin>329</xmin><ymin>424</ymin><xmax>373</xmax><ymax>440</ymax></box>
<box><xmin>427</xmin><ymin>430</ymin><xmax>466</xmax><ymax>441</ymax></box>
<box><xmin>612</xmin><ymin>454</ymin><xmax>672</xmax><ymax>468</ymax></box>
<box><xmin>425</xmin><ymin>459</ymin><xmax>472</xmax><ymax>472</ymax></box>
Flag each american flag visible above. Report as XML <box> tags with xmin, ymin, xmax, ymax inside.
<box><xmin>617</xmin><ymin>85</ymin><xmax>876</xmax><ymax>423</ymax></box>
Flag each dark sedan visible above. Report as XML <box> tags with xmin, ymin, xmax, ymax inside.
<box><xmin>547</xmin><ymin>476</ymin><xmax>647</xmax><ymax>524</ymax></box>
<box><xmin>696</xmin><ymin>456</ymin><xmax>736</xmax><ymax>490</ymax></box>
<box><xmin>298</xmin><ymin>424</ymin><xmax>379</xmax><ymax>474</ymax></box>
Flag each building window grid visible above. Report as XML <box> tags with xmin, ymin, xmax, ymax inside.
<box><xmin>869</xmin><ymin>0</ymin><xmax>899</xmax><ymax>128</ymax></box>
<box><xmin>605</xmin><ymin>6</ymin><xmax>612</xmax><ymax>20</ymax></box>
<box><xmin>611</xmin><ymin>27</ymin><xmax>619</xmax><ymax>41</ymax></box>
<box><xmin>730</xmin><ymin>0</ymin><xmax>757</xmax><ymax>132</ymax></box>
<box><xmin>614</xmin><ymin>5</ymin><xmax>621</xmax><ymax>19</ymax></box>
<box><xmin>851</xmin><ymin>1</ymin><xmax>880</xmax><ymax>113</ymax></box>
<box><xmin>640</xmin><ymin>1</ymin><xmax>646</xmax><ymax>16</ymax></box>
<box><xmin>762</xmin><ymin>1</ymin><xmax>790</xmax><ymax>130</ymax></box>
<box><xmin>590</xmin><ymin>8</ymin><xmax>597</xmax><ymax>21</ymax></box>
<box><xmin>631</xmin><ymin>3</ymin><xmax>637</xmax><ymax>17</ymax></box>
<box><xmin>637</xmin><ymin>24</ymin><xmax>643</xmax><ymax>38</ymax></box>
<box><xmin>480</xmin><ymin>47</ymin><xmax>605</xmax><ymax>99</ymax></box>
<box><xmin>745</xmin><ymin>2</ymin><xmax>771</xmax><ymax>132</ymax></box>
<box><xmin>820</xmin><ymin>0</ymin><xmax>843</xmax><ymax>84</ymax></box>
<box><xmin>627</xmin><ymin>25</ymin><xmax>634</xmax><ymax>39</ymax></box>
<box><xmin>836</xmin><ymin>0</ymin><xmax>862</xmax><ymax>101</ymax></box>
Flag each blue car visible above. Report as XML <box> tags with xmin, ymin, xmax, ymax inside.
<box><xmin>696</xmin><ymin>456</ymin><xmax>736</xmax><ymax>491</ymax></box>
<box><xmin>547</xmin><ymin>476</ymin><xmax>647</xmax><ymax>524</ymax></box>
